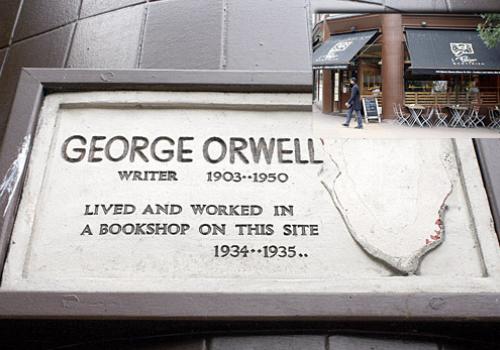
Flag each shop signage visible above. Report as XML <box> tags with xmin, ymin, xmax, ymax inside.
<box><xmin>334</xmin><ymin>72</ymin><xmax>340</xmax><ymax>102</ymax></box>
<box><xmin>362</xmin><ymin>97</ymin><xmax>381</xmax><ymax>122</ymax></box>
<box><xmin>450</xmin><ymin>42</ymin><xmax>485</xmax><ymax>67</ymax></box>
<box><xmin>406</xmin><ymin>29</ymin><xmax>500</xmax><ymax>74</ymax></box>
<box><xmin>0</xmin><ymin>69</ymin><xmax>497</xmax><ymax>319</ymax></box>
<box><xmin>2</xmin><ymin>90</ymin><xmax>498</xmax><ymax>297</ymax></box>
<box><xmin>324</xmin><ymin>40</ymin><xmax>353</xmax><ymax>60</ymax></box>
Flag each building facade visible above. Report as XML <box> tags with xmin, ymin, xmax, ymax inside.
<box><xmin>313</xmin><ymin>14</ymin><xmax>500</xmax><ymax>118</ymax></box>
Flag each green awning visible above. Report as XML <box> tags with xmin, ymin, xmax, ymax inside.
<box><xmin>313</xmin><ymin>30</ymin><xmax>378</xmax><ymax>70</ymax></box>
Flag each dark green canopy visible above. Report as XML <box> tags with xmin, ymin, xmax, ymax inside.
<box><xmin>406</xmin><ymin>29</ymin><xmax>500</xmax><ymax>75</ymax></box>
<box><xmin>312</xmin><ymin>30</ymin><xmax>378</xmax><ymax>69</ymax></box>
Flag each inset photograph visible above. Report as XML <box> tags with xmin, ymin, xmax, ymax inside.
<box><xmin>312</xmin><ymin>13</ymin><xmax>500</xmax><ymax>137</ymax></box>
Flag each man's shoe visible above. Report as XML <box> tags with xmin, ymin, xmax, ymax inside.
<box><xmin>342</xmin><ymin>123</ymin><xmax>349</xmax><ymax>127</ymax></box>
<box><xmin>355</xmin><ymin>126</ymin><xmax>363</xmax><ymax>129</ymax></box>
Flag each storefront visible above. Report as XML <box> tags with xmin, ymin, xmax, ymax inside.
<box><xmin>313</xmin><ymin>30</ymin><xmax>380</xmax><ymax>113</ymax></box>
<box><xmin>313</xmin><ymin>14</ymin><xmax>500</xmax><ymax>118</ymax></box>
<box><xmin>404</xmin><ymin>28</ymin><xmax>500</xmax><ymax>108</ymax></box>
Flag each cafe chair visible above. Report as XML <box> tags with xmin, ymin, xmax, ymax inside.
<box><xmin>433</xmin><ymin>105</ymin><xmax>448</xmax><ymax>127</ymax></box>
<box><xmin>392</xmin><ymin>103</ymin><xmax>400</xmax><ymax>124</ymax></box>
<box><xmin>489</xmin><ymin>107</ymin><xmax>500</xmax><ymax>130</ymax></box>
<box><xmin>449</xmin><ymin>105</ymin><xmax>467</xmax><ymax>128</ymax></box>
<box><xmin>466</xmin><ymin>105</ymin><xmax>486</xmax><ymax>128</ymax></box>
<box><xmin>420</xmin><ymin>107</ymin><xmax>433</xmax><ymax>128</ymax></box>
<box><xmin>399</xmin><ymin>104</ymin><xmax>416</xmax><ymax>127</ymax></box>
<box><xmin>463</xmin><ymin>107</ymin><xmax>474</xmax><ymax>127</ymax></box>
<box><xmin>393</xmin><ymin>103</ymin><xmax>411</xmax><ymax>126</ymax></box>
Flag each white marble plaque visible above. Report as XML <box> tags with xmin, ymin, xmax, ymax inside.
<box><xmin>2</xmin><ymin>92</ymin><xmax>499</xmax><ymax>294</ymax></box>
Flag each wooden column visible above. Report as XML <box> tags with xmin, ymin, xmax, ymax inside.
<box><xmin>322</xmin><ymin>70</ymin><xmax>333</xmax><ymax>113</ymax></box>
<box><xmin>381</xmin><ymin>14</ymin><xmax>404</xmax><ymax>119</ymax></box>
<box><xmin>321</xmin><ymin>20</ymin><xmax>333</xmax><ymax>113</ymax></box>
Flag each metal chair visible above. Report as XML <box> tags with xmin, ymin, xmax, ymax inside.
<box><xmin>489</xmin><ymin>107</ymin><xmax>500</xmax><ymax>129</ymax></box>
<box><xmin>392</xmin><ymin>103</ymin><xmax>401</xmax><ymax>124</ymax></box>
<box><xmin>466</xmin><ymin>105</ymin><xmax>486</xmax><ymax>128</ymax></box>
<box><xmin>399</xmin><ymin>104</ymin><xmax>416</xmax><ymax>127</ymax></box>
<box><xmin>463</xmin><ymin>106</ymin><xmax>474</xmax><ymax>127</ymax></box>
<box><xmin>433</xmin><ymin>105</ymin><xmax>448</xmax><ymax>127</ymax></box>
<box><xmin>393</xmin><ymin>103</ymin><xmax>411</xmax><ymax>126</ymax></box>
<box><xmin>420</xmin><ymin>107</ymin><xmax>433</xmax><ymax>127</ymax></box>
<box><xmin>449</xmin><ymin>105</ymin><xmax>467</xmax><ymax>128</ymax></box>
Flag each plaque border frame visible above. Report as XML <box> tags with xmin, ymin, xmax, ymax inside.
<box><xmin>0</xmin><ymin>68</ymin><xmax>498</xmax><ymax>319</ymax></box>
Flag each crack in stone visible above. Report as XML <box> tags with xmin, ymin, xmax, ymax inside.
<box><xmin>319</xmin><ymin>140</ymin><xmax>454</xmax><ymax>275</ymax></box>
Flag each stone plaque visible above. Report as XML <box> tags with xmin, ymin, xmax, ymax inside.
<box><xmin>1</xmin><ymin>91</ymin><xmax>499</xmax><ymax>294</ymax></box>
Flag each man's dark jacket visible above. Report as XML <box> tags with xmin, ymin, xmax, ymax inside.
<box><xmin>347</xmin><ymin>83</ymin><xmax>362</xmax><ymax>111</ymax></box>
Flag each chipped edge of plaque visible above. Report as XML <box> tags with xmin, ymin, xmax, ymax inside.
<box><xmin>318</xmin><ymin>139</ymin><xmax>454</xmax><ymax>275</ymax></box>
<box><xmin>0</xmin><ymin>135</ymin><xmax>31</xmax><ymax>218</ymax></box>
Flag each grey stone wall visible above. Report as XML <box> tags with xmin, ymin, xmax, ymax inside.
<box><xmin>0</xmin><ymin>0</ymin><xmax>312</xmax><ymax>144</ymax></box>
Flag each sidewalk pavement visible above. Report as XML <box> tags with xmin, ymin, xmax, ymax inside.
<box><xmin>313</xmin><ymin>110</ymin><xmax>500</xmax><ymax>139</ymax></box>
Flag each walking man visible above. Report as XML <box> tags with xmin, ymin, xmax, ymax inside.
<box><xmin>343</xmin><ymin>77</ymin><xmax>363</xmax><ymax>129</ymax></box>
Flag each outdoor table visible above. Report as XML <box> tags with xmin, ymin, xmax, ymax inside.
<box><xmin>448</xmin><ymin>105</ymin><xmax>468</xmax><ymax>128</ymax></box>
<box><xmin>405</xmin><ymin>104</ymin><xmax>426</xmax><ymax>127</ymax></box>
